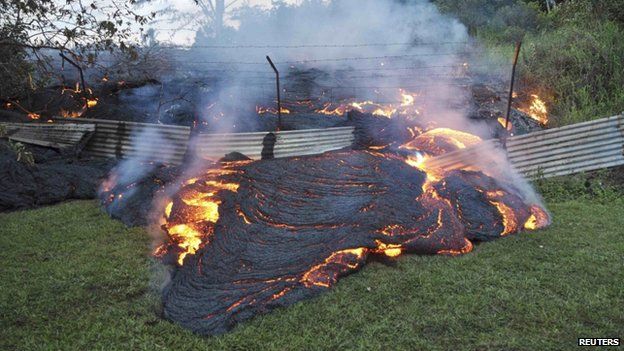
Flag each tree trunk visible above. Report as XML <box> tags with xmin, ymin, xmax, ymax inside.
<box><xmin>215</xmin><ymin>0</ymin><xmax>225</xmax><ymax>40</ymax></box>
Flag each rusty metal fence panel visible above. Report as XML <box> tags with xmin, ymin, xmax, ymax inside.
<box><xmin>0</xmin><ymin>122</ymin><xmax>95</xmax><ymax>149</ymax></box>
<box><xmin>55</xmin><ymin>118</ymin><xmax>191</xmax><ymax>164</ymax></box>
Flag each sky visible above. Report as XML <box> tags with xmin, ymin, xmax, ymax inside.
<box><xmin>141</xmin><ymin>0</ymin><xmax>305</xmax><ymax>45</ymax></box>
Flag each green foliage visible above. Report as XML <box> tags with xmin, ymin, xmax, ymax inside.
<box><xmin>8</xmin><ymin>140</ymin><xmax>35</xmax><ymax>166</ymax></box>
<box><xmin>431</xmin><ymin>0</ymin><xmax>542</xmax><ymax>41</ymax></box>
<box><xmin>533</xmin><ymin>170</ymin><xmax>624</xmax><ymax>203</ymax></box>
<box><xmin>0</xmin><ymin>26</ymin><xmax>34</xmax><ymax>98</ymax></box>
<box><xmin>0</xmin><ymin>124</ymin><xmax>7</xmax><ymax>137</ymax></box>
<box><xmin>519</xmin><ymin>7</ymin><xmax>624</xmax><ymax>125</ymax></box>
<box><xmin>1</xmin><ymin>199</ymin><xmax>623</xmax><ymax>350</ymax></box>
<box><xmin>437</xmin><ymin>0</ymin><xmax>624</xmax><ymax>126</ymax></box>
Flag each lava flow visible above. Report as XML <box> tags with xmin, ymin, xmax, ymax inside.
<box><xmin>153</xmin><ymin>121</ymin><xmax>549</xmax><ymax>335</ymax></box>
<box><xmin>254</xmin><ymin>89</ymin><xmax>422</xmax><ymax>119</ymax></box>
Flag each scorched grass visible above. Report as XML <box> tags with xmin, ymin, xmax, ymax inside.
<box><xmin>1</xmin><ymin>197</ymin><xmax>622</xmax><ymax>350</ymax></box>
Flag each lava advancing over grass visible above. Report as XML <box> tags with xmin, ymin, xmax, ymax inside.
<box><xmin>155</xmin><ymin>127</ymin><xmax>549</xmax><ymax>335</ymax></box>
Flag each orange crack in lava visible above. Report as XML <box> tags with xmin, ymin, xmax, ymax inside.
<box><xmin>524</xmin><ymin>204</ymin><xmax>550</xmax><ymax>230</ymax></box>
<box><xmin>301</xmin><ymin>248</ymin><xmax>367</xmax><ymax>288</ymax></box>
<box><xmin>159</xmin><ymin>168</ymin><xmax>241</xmax><ymax>265</ymax></box>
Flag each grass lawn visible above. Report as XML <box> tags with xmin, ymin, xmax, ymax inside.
<box><xmin>1</xmin><ymin>197</ymin><xmax>623</xmax><ymax>350</ymax></box>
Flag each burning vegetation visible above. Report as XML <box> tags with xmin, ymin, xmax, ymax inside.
<box><xmin>516</xmin><ymin>93</ymin><xmax>549</xmax><ymax>126</ymax></box>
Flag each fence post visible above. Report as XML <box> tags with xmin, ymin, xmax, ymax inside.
<box><xmin>265</xmin><ymin>56</ymin><xmax>282</xmax><ymax>131</ymax></box>
<box><xmin>503</xmin><ymin>40</ymin><xmax>522</xmax><ymax>148</ymax></box>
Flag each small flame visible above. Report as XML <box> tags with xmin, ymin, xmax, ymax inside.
<box><xmin>60</xmin><ymin>109</ymin><xmax>83</xmax><ymax>118</ymax></box>
<box><xmin>256</xmin><ymin>106</ymin><xmax>291</xmax><ymax>115</ymax></box>
<box><xmin>165</xmin><ymin>202</ymin><xmax>173</xmax><ymax>218</ymax></box>
<box><xmin>400</xmin><ymin>90</ymin><xmax>416</xmax><ymax>107</ymax></box>
<box><xmin>519</xmin><ymin>94</ymin><xmax>548</xmax><ymax>125</ymax></box>
<box><xmin>498</xmin><ymin>117</ymin><xmax>513</xmax><ymax>131</ymax></box>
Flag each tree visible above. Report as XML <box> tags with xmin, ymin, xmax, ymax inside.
<box><xmin>194</xmin><ymin>0</ymin><xmax>239</xmax><ymax>40</ymax></box>
<box><xmin>0</xmin><ymin>0</ymin><xmax>155</xmax><ymax>99</ymax></box>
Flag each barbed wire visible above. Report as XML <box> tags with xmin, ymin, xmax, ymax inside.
<box><xmin>65</xmin><ymin>50</ymin><xmax>505</xmax><ymax>67</ymax></box>
<box><xmin>142</xmin><ymin>62</ymin><xmax>508</xmax><ymax>75</ymax></box>
<box><xmin>151</xmin><ymin>41</ymin><xmax>474</xmax><ymax>49</ymax></box>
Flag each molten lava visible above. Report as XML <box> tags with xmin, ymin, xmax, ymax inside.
<box><xmin>252</xmin><ymin>89</ymin><xmax>422</xmax><ymax>119</ymax></box>
<box><xmin>157</xmin><ymin>167</ymin><xmax>241</xmax><ymax>265</ymax></box>
<box><xmin>401</xmin><ymin>128</ymin><xmax>482</xmax><ymax>156</ymax></box>
<box><xmin>153</xmin><ymin>123</ymin><xmax>549</xmax><ymax>335</ymax></box>
<box><xmin>313</xmin><ymin>93</ymin><xmax>420</xmax><ymax>118</ymax></box>
<box><xmin>256</xmin><ymin>106</ymin><xmax>291</xmax><ymax>115</ymax></box>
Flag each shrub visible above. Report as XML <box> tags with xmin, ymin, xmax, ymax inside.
<box><xmin>0</xmin><ymin>27</ymin><xmax>34</xmax><ymax>100</ymax></box>
<box><xmin>8</xmin><ymin>141</ymin><xmax>35</xmax><ymax>166</ymax></box>
<box><xmin>519</xmin><ymin>18</ymin><xmax>624</xmax><ymax>125</ymax></box>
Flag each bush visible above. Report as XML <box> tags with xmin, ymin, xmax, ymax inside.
<box><xmin>446</xmin><ymin>0</ymin><xmax>624</xmax><ymax>126</ymax></box>
<box><xmin>431</xmin><ymin>0</ymin><xmax>542</xmax><ymax>41</ymax></box>
<box><xmin>519</xmin><ymin>17</ymin><xmax>624</xmax><ymax>125</ymax></box>
<box><xmin>0</xmin><ymin>27</ymin><xmax>34</xmax><ymax>100</ymax></box>
<box><xmin>8</xmin><ymin>141</ymin><xmax>35</xmax><ymax>166</ymax></box>
<box><xmin>533</xmin><ymin>169</ymin><xmax>624</xmax><ymax>203</ymax></box>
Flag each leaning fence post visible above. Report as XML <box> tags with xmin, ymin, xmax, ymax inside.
<box><xmin>503</xmin><ymin>40</ymin><xmax>522</xmax><ymax>148</ymax></box>
<box><xmin>265</xmin><ymin>56</ymin><xmax>282</xmax><ymax>131</ymax></box>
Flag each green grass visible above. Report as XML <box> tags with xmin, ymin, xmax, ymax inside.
<box><xmin>1</xmin><ymin>197</ymin><xmax>623</xmax><ymax>351</ymax></box>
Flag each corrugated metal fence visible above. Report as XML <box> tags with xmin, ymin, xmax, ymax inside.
<box><xmin>4</xmin><ymin>114</ymin><xmax>623</xmax><ymax>179</ymax></box>
<box><xmin>194</xmin><ymin>127</ymin><xmax>355</xmax><ymax>160</ymax></box>
<box><xmin>423</xmin><ymin>114</ymin><xmax>624</xmax><ymax>179</ymax></box>
<box><xmin>1</xmin><ymin>122</ymin><xmax>94</xmax><ymax>149</ymax></box>
<box><xmin>54</xmin><ymin>118</ymin><xmax>354</xmax><ymax>163</ymax></box>
<box><xmin>506</xmin><ymin>114</ymin><xmax>624</xmax><ymax>178</ymax></box>
<box><xmin>62</xmin><ymin>118</ymin><xmax>191</xmax><ymax>164</ymax></box>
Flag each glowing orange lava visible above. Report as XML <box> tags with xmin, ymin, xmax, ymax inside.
<box><xmin>159</xmin><ymin>167</ymin><xmax>241</xmax><ymax>265</ymax></box>
<box><xmin>256</xmin><ymin>106</ymin><xmax>291</xmax><ymax>115</ymax></box>
<box><xmin>401</xmin><ymin>128</ymin><xmax>482</xmax><ymax>156</ymax></box>
<box><xmin>524</xmin><ymin>204</ymin><xmax>550</xmax><ymax>230</ymax></box>
<box><xmin>301</xmin><ymin>248</ymin><xmax>367</xmax><ymax>288</ymax></box>
<box><xmin>312</xmin><ymin>89</ymin><xmax>421</xmax><ymax>118</ymax></box>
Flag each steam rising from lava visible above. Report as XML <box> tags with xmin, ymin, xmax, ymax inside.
<box><xmin>155</xmin><ymin>123</ymin><xmax>549</xmax><ymax>335</ymax></box>
<box><xmin>97</xmin><ymin>0</ymin><xmax>552</xmax><ymax>336</ymax></box>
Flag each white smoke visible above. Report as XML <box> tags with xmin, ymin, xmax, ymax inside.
<box><xmin>159</xmin><ymin>0</ymin><xmax>473</xmax><ymax>130</ymax></box>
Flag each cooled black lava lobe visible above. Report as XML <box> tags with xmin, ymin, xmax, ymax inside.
<box><xmin>161</xmin><ymin>151</ymin><xmax>525</xmax><ymax>335</ymax></box>
<box><xmin>0</xmin><ymin>141</ymin><xmax>114</xmax><ymax>211</ymax></box>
